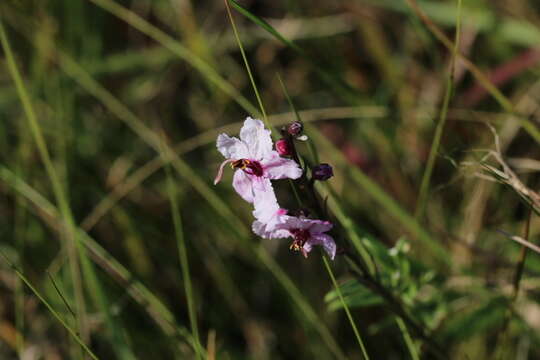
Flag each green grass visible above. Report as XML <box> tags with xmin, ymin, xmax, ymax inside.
<box><xmin>1</xmin><ymin>0</ymin><xmax>540</xmax><ymax>358</ymax></box>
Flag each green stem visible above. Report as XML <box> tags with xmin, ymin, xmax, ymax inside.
<box><xmin>415</xmin><ymin>0</ymin><xmax>462</xmax><ymax>221</ymax></box>
<box><xmin>323</xmin><ymin>256</ymin><xmax>370</xmax><ymax>359</ymax></box>
<box><xmin>163</xmin><ymin>149</ymin><xmax>204</xmax><ymax>359</ymax></box>
<box><xmin>0</xmin><ymin>252</ymin><xmax>99</xmax><ymax>360</ymax></box>
<box><xmin>0</xmin><ymin>17</ymin><xmax>88</xmax><ymax>347</ymax></box>
<box><xmin>224</xmin><ymin>0</ymin><xmax>269</xmax><ymax>127</ymax></box>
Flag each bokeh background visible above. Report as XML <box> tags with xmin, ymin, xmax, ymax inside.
<box><xmin>1</xmin><ymin>0</ymin><xmax>540</xmax><ymax>359</ymax></box>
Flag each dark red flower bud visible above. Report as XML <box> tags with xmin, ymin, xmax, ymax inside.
<box><xmin>276</xmin><ymin>138</ymin><xmax>293</xmax><ymax>156</ymax></box>
<box><xmin>312</xmin><ymin>163</ymin><xmax>333</xmax><ymax>181</ymax></box>
<box><xmin>286</xmin><ymin>121</ymin><xmax>303</xmax><ymax>137</ymax></box>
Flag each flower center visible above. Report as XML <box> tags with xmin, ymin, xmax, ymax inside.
<box><xmin>289</xmin><ymin>228</ymin><xmax>310</xmax><ymax>252</ymax></box>
<box><xmin>231</xmin><ymin>159</ymin><xmax>264</xmax><ymax>177</ymax></box>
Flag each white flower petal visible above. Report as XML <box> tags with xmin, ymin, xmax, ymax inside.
<box><xmin>216</xmin><ymin>133</ymin><xmax>249</xmax><ymax>159</ymax></box>
<box><xmin>262</xmin><ymin>152</ymin><xmax>303</xmax><ymax>180</ymax></box>
<box><xmin>239</xmin><ymin>117</ymin><xmax>273</xmax><ymax>160</ymax></box>
<box><xmin>232</xmin><ymin>170</ymin><xmax>254</xmax><ymax>203</ymax></box>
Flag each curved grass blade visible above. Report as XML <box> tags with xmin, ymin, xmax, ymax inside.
<box><xmin>0</xmin><ymin>251</ymin><xmax>99</xmax><ymax>360</ymax></box>
<box><xmin>228</xmin><ymin>0</ymin><xmax>359</xmax><ymax>104</ymax></box>
<box><xmin>0</xmin><ymin>165</ymin><xmax>201</xmax><ymax>355</ymax></box>
<box><xmin>87</xmin><ymin>0</ymin><xmax>259</xmax><ymax>117</ymax></box>
<box><xmin>0</xmin><ymin>16</ymin><xmax>89</xmax><ymax>347</ymax></box>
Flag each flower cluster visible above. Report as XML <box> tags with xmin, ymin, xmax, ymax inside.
<box><xmin>215</xmin><ymin>117</ymin><xmax>337</xmax><ymax>259</ymax></box>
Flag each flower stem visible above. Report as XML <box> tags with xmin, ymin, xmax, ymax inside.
<box><xmin>323</xmin><ymin>255</ymin><xmax>370</xmax><ymax>359</ymax></box>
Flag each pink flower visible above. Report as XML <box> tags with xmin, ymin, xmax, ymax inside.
<box><xmin>251</xmin><ymin>188</ymin><xmax>290</xmax><ymax>239</ymax></box>
<box><xmin>283</xmin><ymin>216</ymin><xmax>336</xmax><ymax>260</ymax></box>
<box><xmin>253</xmin><ymin>209</ymin><xmax>337</xmax><ymax>260</ymax></box>
<box><xmin>214</xmin><ymin>117</ymin><xmax>302</xmax><ymax>203</ymax></box>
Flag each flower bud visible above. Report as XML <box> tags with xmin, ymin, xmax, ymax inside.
<box><xmin>312</xmin><ymin>163</ymin><xmax>333</xmax><ymax>181</ymax></box>
<box><xmin>286</xmin><ymin>121</ymin><xmax>303</xmax><ymax>137</ymax></box>
<box><xmin>276</xmin><ymin>138</ymin><xmax>293</xmax><ymax>156</ymax></box>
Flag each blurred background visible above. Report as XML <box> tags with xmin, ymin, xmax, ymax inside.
<box><xmin>1</xmin><ymin>0</ymin><xmax>540</xmax><ymax>359</ymax></box>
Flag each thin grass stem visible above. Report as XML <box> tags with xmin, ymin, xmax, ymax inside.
<box><xmin>162</xmin><ymin>139</ymin><xmax>204</xmax><ymax>359</ymax></box>
<box><xmin>224</xmin><ymin>0</ymin><xmax>269</xmax><ymax>127</ymax></box>
<box><xmin>403</xmin><ymin>0</ymin><xmax>540</xmax><ymax>145</ymax></box>
<box><xmin>415</xmin><ymin>0</ymin><xmax>462</xmax><ymax>221</ymax></box>
<box><xmin>0</xmin><ymin>251</ymin><xmax>99</xmax><ymax>360</ymax></box>
<box><xmin>0</xmin><ymin>17</ymin><xmax>88</xmax><ymax>347</ymax></box>
<box><xmin>395</xmin><ymin>316</ymin><xmax>420</xmax><ymax>360</ymax></box>
<box><xmin>323</xmin><ymin>255</ymin><xmax>370</xmax><ymax>359</ymax></box>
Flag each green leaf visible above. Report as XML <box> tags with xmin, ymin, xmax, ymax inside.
<box><xmin>325</xmin><ymin>279</ymin><xmax>383</xmax><ymax>311</ymax></box>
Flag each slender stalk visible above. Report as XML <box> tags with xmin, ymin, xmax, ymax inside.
<box><xmin>0</xmin><ymin>18</ymin><xmax>88</xmax><ymax>347</ymax></box>
<box><xmin>163</xmin><ymin>143</ymin><xmax>204</xmax><ymax>359</ymax></box>
<box><xmin>396</xmin><ymin>316</ymin><xmax>420</xmax><ymax>360</ymax></box>
<box><xmin>511</xmin><ymin>209</ymin><xmax>533</xmax><ymax>300</ymax></box>
<box><xmin>415</xmin><ymin>0</ymin><xmax>462</xmax><ymax>220</ymax></box>
<box><xmin>14</xmin><ymin>159</ymin><xmax>26</xmax><ymax>357</ymax></box>
<box><xmin>224</xmin><ymin>0</ymin><xmax>268</xmax><ymax>126</ymax></box>
<box><xmin>323</xmin><ymin>256</ymin><xmax>370</xmax><ymax>359</ymax></box>
<box><xmin>87</xmin><ymin>0</ymin><xmax>258</xmax><ymax>116</ymax></box>
<box><xmin>403</xmin><ymin>0</ymin><xmax>540</xmax><ymax>145</ymax></box>
<box><xmin>47</xmin><ymin>271</ymin><xmax>77</xmax><ymax>320</ymax></box>
<box><xmin>0</xmin><ymin>165</ymin><xmax>201</xmax><ymax>353</ymax></box>
<box><xmin>0</xmin><ymin>251</ymin><xmax>99</xmax><ymax>360</ymax></box>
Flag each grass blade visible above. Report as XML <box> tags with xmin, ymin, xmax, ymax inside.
<box><xmin>87</xmin><ymin>0</ymin><xmax>259</xmax><ymax>117</ymax></box>
<box><xmin>323</xmin><ymin>255</ymin><xmax>370</xmax><ymax>359</ymax></box>
<box><xmin>162</xmin><ymin>140</ymin><xmax>204</xmax><ymax>359</ymax></box>
<box><xmin>415</xmin><ymin>0</ymin><xmax>462</xmax><ymax>220</ymax></box>
<box><xmin>0</xmin><ymin>252</ymin><xmax>99</xmax><ymax>360</ymax></box>
<box><xmin>308</xmin><ymin>125</ymin><xmax>450</xmax><ymax>268</ymax></box>
<box><xmin>228</xmin><ymin>0</ymin><xmax>360</xmax><ymax>104</ymax></box>
<box><xmin>0</xmin><ymin>164</ymin><xmax>200</xmax><ymax>355</ymax></box>
<box><xmin>403</xmin><ymin>0</ymin><xmax>540</xmax><ymax>145</ymax></box>
<box><xmin>0</xmin><ymin>17</ymin><xmax>88</xmax><ymax>346</ymax></box>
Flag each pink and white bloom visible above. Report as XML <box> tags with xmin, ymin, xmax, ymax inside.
<box><xmin>253</xmin><ymin>206</ymin><xmax>337</xmax><ymax>259</ymax></box>
<box><xmin>283</xmin><ymin>217</ymin><xmax>336</xmax><ymax>260</ymax></box>
<box><xmin>214</xmin><ymin>117</ymin><xmax>302</xmax><ymax>203</ymax></box>
<box><xmin>252</xmin><ymin>187</ymin><xmax>290</xmax><ymax>239</ymax></box>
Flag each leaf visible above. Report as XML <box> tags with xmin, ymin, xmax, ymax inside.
<box><xmin>325</xmin><ymin>279</ymin><xmax>383</xmax><ymax>311</ymax></box>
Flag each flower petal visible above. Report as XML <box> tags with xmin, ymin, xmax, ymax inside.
<box><xmin>239</xmin><ymin>117</ymin><xmax>273</xmax><ymax>160</ymax></box>
<box><xmin>232</xmin><ymin>170</ymin><xmax>254</xmax><ymax>203</ymax></box>
<box><xmin>252</xmin><ymin>182</ymin><xmax>290</xmax><ymax>238</ymax></box>
<box><xmin>307</xmin><ymin>234</ymin><xmax>337</xmax><ymax>260</ymax></box>
<box><xmin>309</xmin><ymin>220</ymin><xmax>333</xmax><ymax>234</ymax></box>
<box><xmin>252</xmin><ymin>220</ymin><xmax>290</xmax><ymax>239</ymax></box>
<box><xmin>281</xmin><ymin>216</ymin><xmax>306</xmax><ymax>230</ymax></box>
<box><xmin>262</xmin><ymin>152</ymin><xmax>303</xmax><ymax>180</ymax></box>
<box><xmin>252</xmin><ymin>180</ymin><xmax>280</xmax><ymax>222</ymax></box>
<box><xmin>217</xmin><ymin>134</ymin><xmax>249</xmax><ymax>159</ymax></box>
